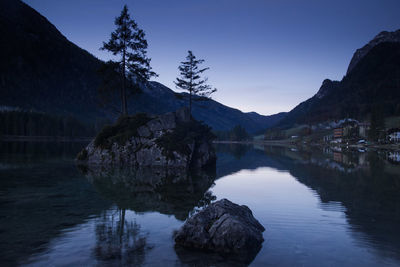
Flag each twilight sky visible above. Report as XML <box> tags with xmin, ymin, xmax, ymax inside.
<box><xmin>24</xmin><ymin>0</ymin><xmax>400</xmax><ymax>115</ymax></box>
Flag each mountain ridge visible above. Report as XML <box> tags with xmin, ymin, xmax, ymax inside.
<box><xmin>0</xmin><ymin>0</ymin><xmax>284</xmax><ymax>134</ymax></box>
<box><xmin>347</xmin><ymin>29</ymin><xmax>400</xmax><ymax>75</ymax></box>
<box><xmin>277</xmin><ymin>30</ymin><xmax>400</xmax><ymax>128</ymax></box>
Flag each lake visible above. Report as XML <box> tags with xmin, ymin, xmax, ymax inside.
<box><xmin>1</xmin><ymin>142</ymin><xmax>400</xmax><ymax>266</ymax></box>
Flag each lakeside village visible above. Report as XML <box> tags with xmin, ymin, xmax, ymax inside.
<box><xmin>264</xmin><ymin>118</ymin><xmax>400</xmax><ymax>163</ymax></box>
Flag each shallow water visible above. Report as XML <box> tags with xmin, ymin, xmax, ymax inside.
<box><xmin>1</xmin><ymin>142</ymin><xmax>400</xmax><ymax>266</ymax></box>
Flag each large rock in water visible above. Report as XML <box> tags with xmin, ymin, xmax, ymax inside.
<box><xmin>174</xmin><ymin>199</ymin><xmax>265</xmax><ymax>262</ymax></box>
<box><xmin>77</xmin><ymin>108</ymin><xmax>216</xmax><ymax>169</ymax></box>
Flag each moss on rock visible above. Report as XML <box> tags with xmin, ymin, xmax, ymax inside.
<box><xmin>76</xmin><ymin>148</ymin><xmax>88</xmax><ymax>161</ymax></box>
<box><xmin>94</xmin><ymin>113</ymin><xmax>152</xmax><ymax>149</ymax></box>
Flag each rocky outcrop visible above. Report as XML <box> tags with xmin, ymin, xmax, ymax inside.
<box><xmin>347</xmin><ymin>29</ymin><xmax>400</xmax><ymax>74</ymax></box>
<box><xmin>314</xmin><ymin>79</ymin><xmax>340</xmax><ymax>99</ymax></box>
<box><xmin>77</xmin><ymin>108</ymin><xmax>216</xmax><ymax>169</ymax></box>
<box><xmin>174</xmin><ymin>199</ymin><xmax>265</xmax><ymax>262</ymax></box>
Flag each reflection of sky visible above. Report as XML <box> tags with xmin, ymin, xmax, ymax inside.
<box><xmin>209</xmin><ymin>167</ymin><xmax>399</xmax><ymax>266</ymax></box>
<box><xmin>22</xmin><ymin>0</ymin><xmax>400</xmax><ymax>115</ymax></box>
<box><xmin>23</xmin><ymin>167</ymin><xmax>400</xmax><ymax>266</ymax></box>
<box><xmin>23</xmin><ymin>209</ymin><xmax>183</xmax><ymax>266</ymax></box>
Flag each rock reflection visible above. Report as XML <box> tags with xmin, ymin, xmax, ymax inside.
<box><xmin>175</xmin><ymin>246</ymin><xmax>252</xmax><ymax>267</ymax></box>
<box><xmin>80</xmin><ymin>165</ymin><xmax>217</xmax><ymax>221</ymax></box>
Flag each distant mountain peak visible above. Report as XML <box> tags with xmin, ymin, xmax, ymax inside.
<box><xmin>347</xmin><ymin>29</ymin><xmax>400</xmax><ymax>74</ymax></box>
<box><xmin>278</xmin><ymin>31</ymin><xmax>400</xmax><ymax>128</ymax></box>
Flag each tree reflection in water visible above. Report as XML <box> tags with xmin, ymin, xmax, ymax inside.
<box><xmin>80</xmin><ymin>165</ymin><xmax>217</xmax><ymax>221</ymax></box>
<box><xmin>94</xmin><ymin>208</ymin><xmax>150</xmax><ymax>266</ymax></box>
<box><xmin>80</xmin><ymin>165</ymin><xmax>218</xmax><ymax>264</ymax></box>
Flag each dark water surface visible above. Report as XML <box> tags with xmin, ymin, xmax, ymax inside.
<box><xmin>1</xmin><ymin>142</ymin><xmax>400</xmax><ymax>266</ymax></box>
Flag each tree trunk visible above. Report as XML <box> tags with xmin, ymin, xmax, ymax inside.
<box><xmin>189</xmin><ymin>60</ymin><xmax>193</xmax><ymax>119</ymax></box>
<box><xmin>122</xmin><ymin>48</ymin><xmax>127</xmax><ymax>115</ymax></box>
<box><xmin>189</xmin><ymin>88</ymin><xmax>192</xmax><ymax>117</ymax></box>
<box><xmin>119</xmin><ymin>80</ymin><xmax>124</xmax><ymax>116</ymax></box>
<box><xmin>119</xmin><ymin>208</ymin><xmax>126</xmax><ymax>244</ymax></box>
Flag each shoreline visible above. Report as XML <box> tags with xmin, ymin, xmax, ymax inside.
<box><xmin>2</xmin><ymin>137</ymin><xmax>399</xmax><ymax>151</ymax></box>
<box><xmin>214</xmin><ymin>140</ymin><xmax>400</xmax><ymax>151</ymax></box>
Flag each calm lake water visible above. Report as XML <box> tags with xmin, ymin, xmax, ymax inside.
<box><xmin>1</xmin><ymin>141</ymin><xmax>400</xmax><ymax>266</ymax></box>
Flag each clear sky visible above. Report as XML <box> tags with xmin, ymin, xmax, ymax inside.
<box><xmin>23</xmin><ymin>0</ymin><xmax>400</xmax><ymax>115</ymax></box>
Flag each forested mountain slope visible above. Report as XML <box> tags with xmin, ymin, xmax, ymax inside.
<box><xmin>0</xmin><ymin>0</ymin><xmax>284</xmax><ymax>134</ymax></box>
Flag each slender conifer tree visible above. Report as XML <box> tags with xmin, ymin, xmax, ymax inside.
<box><xmin>174</xmin><ymin>51</ymin><xmax>217</xmax><ymax>116</ymax></box>
<box><xmin>101</xmin><ymin>5</ymin><xmax>156</xmax><ymax>115</ymax></box>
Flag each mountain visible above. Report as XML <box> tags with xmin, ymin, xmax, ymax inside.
<box><xmin>277</xmin><ymin>30</ymin><xmax>400</xmax><ymax>128</ymax></box>
<box><xmin>347</xmin><ymin>30</ymin><xmax>400</xmax><ymax>74</ymax></box>
<box><xmin>0</xmin><ymin>0</ymin><xmax>103</xmax><ymax>121</ymax></box>
<box><xmin>0</xmin><ymin>0</ymin><xmax>284</xmax><ymax>134</ymax></box>
<box><xmin>130</xmin><ymin>82</ymin><xmax>286</xmax><ymax>133</ymax></box>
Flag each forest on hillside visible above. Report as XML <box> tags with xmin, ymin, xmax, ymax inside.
<box><xmin>0</xmin><ymin>110</ymin><xmax>97</xmax><ymax>137</ymax></box>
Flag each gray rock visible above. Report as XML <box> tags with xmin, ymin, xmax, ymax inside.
<box><xmin>146</xmin><ymin>119</ymin><xmax>163</xmax><ymax>133</ymax></box>
<box><xmin>137</xmin><ymin>125</ymin><xmax>151</xmax><ymax>138</ymax></box>
<box><xmin>77</xmin><ymin>107</ymin><xmax>216</xmax><ymax>170</ymax></box>
<box><xmin>174</xmin><ymin>199</ymin><xmax>265</xmax><ymax>260</ymax></box>
<box><xmin>158</xmin><ymin>112</ymin><xmax>177</xmax><ymax>129</ymax></box>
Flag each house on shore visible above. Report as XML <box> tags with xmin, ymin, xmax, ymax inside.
<box><xmin>388</xmin><ymin>128</ymin><xmax>400</xmax><ymax>143</ymax></box>
<box><xmin>389</xmin><ymin>151</ymin><xmax>400</xmax><ymax>163</ymax></box>
<box><xmin>323</xmin><ymin>134</ymin><xmax>333</xmax><ymax>142</ymax></box>
<box><xmin>323</xmin><ymin>120</ymin><xmax>369</xmax><ymax>143</ymax></box>
<box><xmin>333</xmin><ymin>128</ymin><xmax>343</xmax><ymax>139</ymax></box>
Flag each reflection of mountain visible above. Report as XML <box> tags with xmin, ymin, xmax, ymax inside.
<box><xmin>0</xmin><ymin>162</ymin><xmax>110</xmax><ymax>266</ymax></box>
<box><xmin>215</xmin><ymin>144</ymin><xmax>287</xmax><ymax>178</ymax></box>
<box><xmin>82</xmin><ymin>166</ymin><xmax>217</xmax><ymax>221</ymax></box>
<box><xmin>290</xmin><ymin>157</ymin><xmax>400</xmax><ymax>259</ymax></box>
<box><xmin>253</xmin><ymin>146</ymin><xmax>400</xmax><ymax>259</ymax></box>
<box><xmin>0</xmin><ymin>141</ymin><xmax>88</xmax><ymax>163</ymax></box>
<box><xmin>215</xmin><ymin>144</ymin><xmax>400</xmax><ymax>259</ymax></box>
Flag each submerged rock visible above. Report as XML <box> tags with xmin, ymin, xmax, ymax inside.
<box><xmin>174</xmin><ymin>199</ymin><xmax>265</xmax><ymax>262</ymax></box>
<box><xmin>77</xmin><ymin>108</ymin><xmax>216</xmax><ymax>170</ymax></box>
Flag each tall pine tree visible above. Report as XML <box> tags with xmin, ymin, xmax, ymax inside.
<box><xmin>101</xmin><ymin>5</ymin><xmax>156</xmax><ymax>115</ymax></box>
<box><xmin>174</xmin><ymin>51</ymin><xmax>217</xmax><ymax>116</ymax></box>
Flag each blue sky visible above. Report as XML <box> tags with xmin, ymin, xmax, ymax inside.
<box><xmin>24</xmin><ymin>0</ymin><xmax>400</xmax><ymax>115</ymax></box>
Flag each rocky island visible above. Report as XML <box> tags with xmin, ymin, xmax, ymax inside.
<box><xmin>77</xmin><ymin>108</ymin><xmax>216</xmax><ymax>170</ymax></box>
